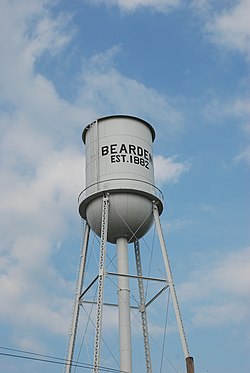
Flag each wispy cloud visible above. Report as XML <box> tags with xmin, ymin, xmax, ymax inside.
<box><xmin>234</xmin><ymin>145</ymin><xmax>250</xmax><ymax>166</ymax></box>
<box><xmin>154</xmin><ymin>155</ymin><xmax>191</xmax><ymax>184</ymax></box>
<box><xmin>191</xmin><ymin>0</ymin><xmax>250</xmax><ymax>59</ymax></box>
<box><xmin>206</xmin><ymin>0</ymin><xmax>250</xmax><ymax>59</ymax></box>
<box><xmin>179</xmin><ymin>247</ymin><xmax>250</xmax><ymax>327</ymax></box>
<box><xmin>202</xmin><ymin>95</ymin><xmax>250</xmax><ymax>166</ymax></box>
<box><xmin>166</xmin><ymin>216</ymin><xmax>193</xmax><ymax>232</ymax></box>
<box><xmin>77</xmin><ymin>48</ymin><xmax>184</xmax><ymax>134</ymax></box>
<box><xmin>88</xmin><ymin>0</ymin><xmax>182</xmax><ymax>13</ymax></box>
<box><xmin>193</xmin><ymin>302</ymin><xmax>248</xmax><ymax>327</ymax></box>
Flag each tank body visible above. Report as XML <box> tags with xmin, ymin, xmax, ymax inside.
<box><xmin>79</xmin><ymin>115</ymin><xmax>163</xmax><ymax>243</ymax></box>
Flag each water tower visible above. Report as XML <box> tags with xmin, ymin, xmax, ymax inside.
<box><xmin>65</xmin><ymin>115</ymin><xmax>194</xmax><ymax>373</ymax></box>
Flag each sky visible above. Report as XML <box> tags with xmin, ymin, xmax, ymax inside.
<box><xmin>0</xmin><ymin>0</ymin><xmax>249</xmax><ymax>372</ymax></box>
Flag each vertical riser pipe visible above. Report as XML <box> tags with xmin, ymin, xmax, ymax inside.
<box><xmin>117</xmin><ymin>237</ymin><xmax>132</xmax><ymax>373</ymax></box>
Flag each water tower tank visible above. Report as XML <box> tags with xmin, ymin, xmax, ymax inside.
<box><xmin>79</xmin><ymin>115</ymin><xmax>163</xmax><ymax>243</ymax></box>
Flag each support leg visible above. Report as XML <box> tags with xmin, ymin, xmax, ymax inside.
<box><xmin>153</xmin><ymin>203</ymin><xmax>195</xmax><ymax>372</ymax></box>
<box><xmin>93</xmin><ymin>194</ymin><xmax>109</xmax><ymax>373</ymax></box>
<box><xmin>134</xmin><ymin>239</ymin><xmax>152</xmax><ymax>373</ymax></box>
<box><xmin>65</xmin><ymin>222</ymin><xmax>90</xmax><ymax>373</ymax></box>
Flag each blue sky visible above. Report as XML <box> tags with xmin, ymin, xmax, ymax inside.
<box><xmin>0</xmin><ymin>0</ymin><xmax>249</xmax><ymax>372</ymax></box>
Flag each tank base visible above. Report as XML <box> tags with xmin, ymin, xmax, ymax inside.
<box><xmin>85</xmin><ymin>192</ymin><xmax>154</xmax><ymax>243</ymax></box>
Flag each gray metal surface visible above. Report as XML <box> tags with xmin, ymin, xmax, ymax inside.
<box><xmin>79</xmin><ymin>115</ymin><xmax>163</xmax><ymax>243</ymax></box>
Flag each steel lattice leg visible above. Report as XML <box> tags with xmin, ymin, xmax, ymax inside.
<box><xmin>65</xmin><ymin>222</ymin><xmax>90</xmax><ymax>373</ymax></box>
<box><xmin>93</xmin><ymin>194</ymin><xmax>109</xmax><ymax>373</ymax></box>
<box><xmin>134</xmin><ymin>240</ymin><xmax>152</xmax><ymax>373</ymax></box>
<box><xmin>153</xmin><ymin>203</ymin><xmax>191</xmax><ymax>362</ymax></box>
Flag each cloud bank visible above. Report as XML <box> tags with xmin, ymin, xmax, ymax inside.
<box><xmin>0</xmin><ymin>0</ymin><xmax>189</xmax><ymax>353</ymax></box>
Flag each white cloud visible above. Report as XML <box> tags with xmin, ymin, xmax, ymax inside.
<box><xmin>0</xmin><ymin>0</ymin><xmax>87</xmax><ymax>351</ymax></box>
<box><xmin>0</xmin><ymin>134</ymin><xmax>85</xmax><ymax>340</ymax></box>
<box><xmin>0</xmin><ymin>1</ymin><xmax>73</xmax><ymax>102</ymax></box>
<box><xmin>199</xmin><ymin>203</ymin><xmax>218</xmax><ymax>215</ymax></box>
<box><xmin>179</xmin><ymin>247</ymin><xmax>250</xmax><ymax>327</ymax></box>
<box><xmin>0</xmin><ymin>271</ymin><xmax>71</xmax><ymax>339</ymax></box>
<box><xmin>181</xmin><ymin>247</ymin><xmax>250</xmax><ymax>299</ymax></box>
<box><xmin>166</xmin><ymin>216</ymin><xmax>193</xmax><ymax>232</ymax></box>
<box><xmin>191</xmin><ymin>2</ymin><xmax>250</xmax><ymax>170</ymax></box>
<box><xmin>25</xmin><ymin>12</ymin><xmax>74</xmax><ymax>59</ymax></box>
<box><xmin>231</xmin><ymin>99</ymin><xmax>250</xmax><ymax>156</ymax></box>
<box><xmin>190</xmin><ymin>0</ymin><xmax>211</xmax><ymax>14</ymax></box>
<box><xmin>0</xmin><ymin>0</ymin><xmax>187</xmax><ymax>354</ymax></box>
<box><xmin>234</xmin><ymin>145</ymin><xmax>250</xmax><ymax>166</ymax></box>
<box><xmin>192</xmin><ymin>0</ymin><xmax>250</xmax><ymax>59</ymax></box>
<box><xmin>231</xmin><ymin>97</ymin><xmax>250</xmax><ymax>117</ymax></box>
<box><xmin>154</xmin><ymin>155</ymin><xmax>190</xmax><ymax>184</ymax></box>
<box><xmin>77</xmin><ymin>48</ymin><xmax>184</xmax><ymax>134</ymax></box>
<box><xmin>193</xmin><ymin>303</ymin><xmax>248</xmax><ymax>326</ymax></box>
<box><xmin>208</xmin><ymin>0</ymin><xmax>250</xmax><ymax>57</ymax></box>
<box><xmin>202</xmin><ymin>96</ymin><xmax>250</xmax><ymax>167</ymax></box>
<box><xmin>88</xmin><ymin>0</ymin><xmax>181</xmax><ymax>13</ymax></box>
<box><xmin>203</xmin><ymin>96</ymin><xmax>250</xmax><ymax>128</ymax></box>
<box><xmin>12</xmin><ymin>336</ymin><xmax>47</xmax><ymax>354</ymax></box>
<box><xmin>0</xmin><ymin>137</ymin><xmax>84</xmax><ymax>238</ymax></box>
